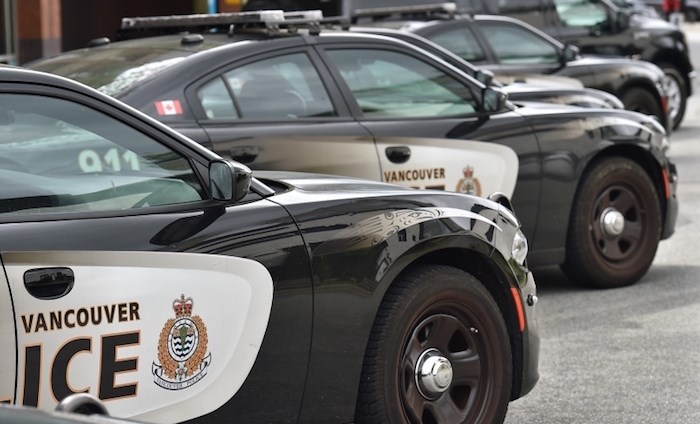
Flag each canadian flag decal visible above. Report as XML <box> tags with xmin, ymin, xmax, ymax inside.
<box><xmin>155</xmin><ymin>100</ymin><xmax>184</xmax><ymax>116</ymax></box>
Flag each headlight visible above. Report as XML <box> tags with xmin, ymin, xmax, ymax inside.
<box><xmin>512</xmin><ymin>229</ymin><xmax>528</xmax><ymax>265</ymax></box>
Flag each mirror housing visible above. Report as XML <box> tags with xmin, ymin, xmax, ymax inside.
<box><xmin>209</xmin><ymin>159</ymin><xmax>252</xmax><ymax>202</ymax></box>
<box><xmin>482</xmin><ymin>86</ymin><xmax>508</xmax><ymax>113</ymax></box>
<box><xmin>475</xmin><ymin>68</ymin><xmax>495</xmax><ymax>86</ymax></box>
<box><xmin>561</xmin><ymin>44</ymin><xmax>580</xmax><ymax>63</ymax></box>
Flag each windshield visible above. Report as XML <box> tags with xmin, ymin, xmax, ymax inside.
<box><xmin>30</xmin><ymin>46</ymin><xmax>195</xmax><ymax>96</ymax></box>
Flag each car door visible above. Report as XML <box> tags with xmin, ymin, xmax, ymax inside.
<box><xmin>185</xmin><ymin>48</ymin><xmax>382</xmax><ymax>180</ymax></box>
<box><xmin>0</xmin><ymin>87</ymin><xmax>312</xmax><ymax>422</ymax></box>
<box><xmin>316</xmin><ymin>41</ymin><xmax>541</xmax><ymax>242</ymax></box>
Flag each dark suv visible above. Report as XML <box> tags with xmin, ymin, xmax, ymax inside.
<box><xmin>451</xmin><ymin>0</ymin><xmax>695</xmax><ymax>129</ymax></box>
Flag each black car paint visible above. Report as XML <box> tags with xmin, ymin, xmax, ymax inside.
<box><xmin>0</xmin><ymin>67</ymin><xmax>537</xmax><ymax>423</ymax></box>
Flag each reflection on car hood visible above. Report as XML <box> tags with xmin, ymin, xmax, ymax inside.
<box><xmin>255</xmin><ymin>170</ymin><xmax>412</xmax><ymax>193</ymax></box>
<box><xmin>571</xmin><ymin>56</ymin><xmax>664</xmax><ymax>76</ymax></box>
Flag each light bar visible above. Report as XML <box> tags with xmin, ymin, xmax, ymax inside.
<box><xmin>121</xmin><ymin>10</ymin><xmax>286</xmax><ymax>30</ymax></box>
<box><xmin>283</xmin><ymin>10</ymin><xmax>324</xmax><ymax>21</ymax></box>
<box><xmin>353</xmin><ymin>2</ymin><xmax>457</xmax><ymax>18</ymax></box>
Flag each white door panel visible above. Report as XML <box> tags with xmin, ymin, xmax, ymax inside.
<box><xmin>5</xmin><ymin>251</ymin><xmax>273</xmax><ymax>423</ymax></box>
<box><xmin>377</xmin><ymin>137</ymin><xmax>519</xmax><ymax>197</ymax></box>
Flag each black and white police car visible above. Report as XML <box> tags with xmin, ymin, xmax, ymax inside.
<box><xmin>0</xmin><ymin>66</ymin><xmax>537</xmax><ymax>424</ymax></box>
<box><xmin>28</xmin><ymin>10</ymin><xmax>679</xmax><ymax>289</ymax></box>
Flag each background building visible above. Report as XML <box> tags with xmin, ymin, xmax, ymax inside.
<box><xmin>0</xmin><ymin>0</ymin><xmax>340</xmax><ymax>65</ymax></box>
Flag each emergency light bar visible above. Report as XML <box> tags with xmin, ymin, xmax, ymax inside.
<box><xmin>353</xmin><ymin>2</ymin><xmax>458</xmax><ymax>19</ymax></box>
<box><xmin>121</xmin><ymin>10</ymin><xmax>286</xmax><ymax>31</ymax></box>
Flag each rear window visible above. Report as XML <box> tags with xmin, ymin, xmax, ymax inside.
<box><xmin>30</xmin><ymin>47</ymin><xmax>193</xmax><ymax>96</ymax></box>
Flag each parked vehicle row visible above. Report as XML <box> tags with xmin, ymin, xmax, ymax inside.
<box><xmin>437</xmin><ymin>0</ymin><xmax>695</xmax><ymax>129</ymax></box>
<box><xmin>28</xmin><ymin>9</ymin><xmax>678</xmax><ymax>290</ymax></box>
<box><xmin>351</xmin><ymin>6</ymin><xmax>671</xmax><ymax>130</ymax></box>
<box><xmin>0</xmin><ymin>64</ymin><xmax>538</xmax><ymax>424</ymax></box>
<box><xmin>1</xmin><ymin>4</ymin><xmax>685</xmax><ymax>423</ymax></box>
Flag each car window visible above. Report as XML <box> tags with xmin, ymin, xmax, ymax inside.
<box><xmin>198</xmin><ymin>52</ymin><xmax>336</xmax><ymax>120</ymax></box>
<box><xmin>0</xmin><ymin>93</ymin><xmax>205</xmax><ymax>216</ymax></box>
<box><xmin>424</xmin><ymin>27</ymin><xmax>487</xmax><ymax>63</ymax></box>
<box><xmin>554</xmin><ymin>0</ymin><xmax>609</xmax><ymax>27</ymax></box>
<box><xmin>476</xmin><ymin>22</ymin><xmax>560</xmax><ymax>64</ymax></box>
<box><xmin>325</xmin><ymin>49</ymin><xmax>477</xmax><ymax>118</ymax></box>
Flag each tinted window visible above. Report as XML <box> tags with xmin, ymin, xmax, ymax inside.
<box><xmin>554</xmin><ymin>0</ymin><xmax>609</xmax><ymax>27</ymax></box>
<box><xmin>476</xmin><ymin>22</ymin><xmax>559</xmax><ymax>64</ymax></box>
<box><xmin>325</xmin><ymin>49</ymin><xmax>476</xmax><ymax>118</ymax></box>
<box><xmin>425</xmin><ymin>27</ymin><xmax>487</xmax><ymax>63</ymax></box>
<box><xmin>0</xmin><ymin>94</ymin><xmax>204</xmax><ymax>216</ymax></box>
<box><xmin>199</xmin><ymin>52</ymin><xmax>336</xmax><ymax>120</ymax></box>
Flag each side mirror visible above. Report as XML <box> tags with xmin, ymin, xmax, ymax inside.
<box><xmin>475</xmin><ymin>69</ymin><xmax>495</xmax><ymax>86</ymax></box>
<box><xmin>561</xmin><ymin>44</ymin><xmax>580</xmax><ymax>63</ymax></box>
<box><xmin>482</xmin><ymin>86</ymin><xmax>508</xmax><ymax>113</ymax></box>
<box><xmin>209</xmin><ymin>159</ymin><xmax>252</xmax><ymax>202</ymax></box>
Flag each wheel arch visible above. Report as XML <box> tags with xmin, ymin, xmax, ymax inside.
<box><xmin>582</xmin><ymin>145</ymin><xmax>668</xmax><ymax>223</ymax></box>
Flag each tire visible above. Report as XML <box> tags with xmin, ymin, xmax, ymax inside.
<box><xmin>686</xmin><ymin>8</ymin><xmax>699</xmax><ymax>22</ymax></box>
<box><xmin>621</xmin><ymin>87</ymin><xmax>664</xmax><ymax>125</ymax></box>
<box><xmin>562</xmin><ymin>157</ymin><xmax>661</xmax><ymax>288</ymax></box>
<box><xmin>659</xmin><ymin>63</ymin><xmax>687</xmax><ymax>130</ymax></box>
<box><xmin>355</xmin><ymin>264</ymin><xmax>512</xmax><ymax>424</ymax></box>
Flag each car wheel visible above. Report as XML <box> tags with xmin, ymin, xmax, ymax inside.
<box><xmin>355</xmin><ymin>264</ymin><xmax>512</xmax><ymax>424</ymax></box>
<box><xmin>686</xmin><ymin>8</ymin><xmax>699</xmax><ymax>22</ymax></box>
<box><xmin>621</xmin><ymin>87</ymin><xmax>664</xmax><ymax>125</ymax></box>
<box><xmin>659</xmin><ymin>63</ymin><xmax>687</xmax><ymax>130</ymax></box>
<box><xmin>562</xmin><ymin>157</ymin><xmax>661</xmax><ymax>288</ymax></box>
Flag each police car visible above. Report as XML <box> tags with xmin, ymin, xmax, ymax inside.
<box><xmin>0</xmin><ymin>66</ymin><xmax>537</xmax><ymax>424</ymax></box>
<box><xmin>28</xmin><ymin>10</ymin><xmax>679</xmax><ymax>288</ymax></box>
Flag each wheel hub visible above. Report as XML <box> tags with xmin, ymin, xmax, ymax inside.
<box><xmin>600</xmin><ymin>207</ymin><xmax>625</xmax><ymax>237</ymax></box>
<box><xmin>415</xmin><ymin>348</ymin><xmax>453</xmax><ymax>399</ymax></box>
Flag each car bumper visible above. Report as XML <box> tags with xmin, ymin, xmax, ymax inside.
<box><xmin>516</xmin><ymin>270</ymin><xmax>540</xmax><ymax>399</ymax></box>
<box><xmin>662</xmin><ymin>161</ymin><xmax>679</xmax><ymax>240</ymax></box>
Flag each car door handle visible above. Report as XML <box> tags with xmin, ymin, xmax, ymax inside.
<box><xmin>24</xmin><ymin>267</ymin><xmax>75</xmax><ymax>299</ymax></box>
<box><xmin>386</xmin><ymin>146</ymin><xmax>411</xmax><ymax>164</ymax></box>
<box><xmin>230</xmin><ymin>146</ymin><xmax>259</xmax><ymax>164</ymax></box>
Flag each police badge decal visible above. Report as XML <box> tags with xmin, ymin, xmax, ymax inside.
<box><xmin>152</xmin><ymin>294</ymin><xmax>211</xmax><ymax>390</ymax></box>
<box><xmin>456</xmin><ymin>165</ymin><xmax>482</xmax><ymax>196</ymax></box>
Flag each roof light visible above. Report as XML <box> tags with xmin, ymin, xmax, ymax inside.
<box><xmin>121</xmin><ymin>10</ymin><xmax>286</xmax><ymax>31</ymax></box>
<box><xmin>353</xmin><ymin>2</ymin><xmax>457</xmax><ymax>18</ymax></box>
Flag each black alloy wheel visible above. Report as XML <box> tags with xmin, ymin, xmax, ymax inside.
<box><xmin>562</xmin><ymin>157</ymin><xmax>662</xmax><ymax>288</ymax></box>
<box><xmin>355</xmin><ymin>265</ymin><xmax>512</xmax><ymax>424</ymax></box>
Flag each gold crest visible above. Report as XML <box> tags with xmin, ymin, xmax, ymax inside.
<box><xmin>152</xmin><ymin>294</ymin><xmax>211</xmax><ymax>390</ymax></box>
<box><xmin>455</xmin><ymin>165</ymin><xmax>482</xmax><ymax>196</ymax></box>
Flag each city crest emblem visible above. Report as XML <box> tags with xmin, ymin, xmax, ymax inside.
<box><xmin>455</xmin><ymin>166</ymin><xmax>482</xmax><ymax>196</ymax></box>
<box><xmin>152</xmin><ymin>294</ymin><xmax>211</xmax><ymax>390</ymax></box>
